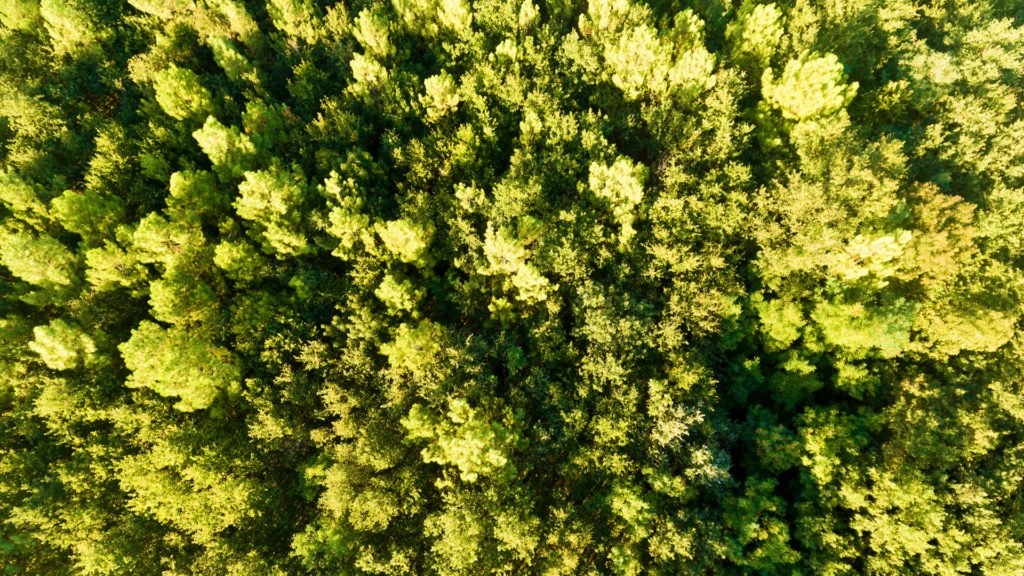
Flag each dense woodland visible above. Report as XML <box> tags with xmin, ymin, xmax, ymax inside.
<box><xmin>1</xmin><ymin>0</ymin><xmax>1024</xmax><ymax>574</ymax></box>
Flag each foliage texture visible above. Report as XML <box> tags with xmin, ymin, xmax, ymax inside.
<box><xmin>2</xmin><ymin>0</ymin><xmax>1024</xmax><ymax>574</ymax></box>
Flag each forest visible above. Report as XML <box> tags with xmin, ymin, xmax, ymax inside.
<box><xmin>1</xmin><ymin>0</ymin><xmax>1024</xmax><ymax>574</ymax></box>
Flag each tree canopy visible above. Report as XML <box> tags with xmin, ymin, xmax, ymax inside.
<box><xmin>2</xmin><ymin>0</ymin><xmax>1024</xmax><ymax>574</ymax></box>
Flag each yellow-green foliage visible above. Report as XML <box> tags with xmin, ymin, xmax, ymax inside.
<box><xmin>375</xmin><ymin>272</ymin><xmax>424</xmax><ymax>314</ymax></box>
<box><xmin>727</xmin><ymin>1</ymin><xmax>784</xmax><ymax>69</ymax></box>
<box><xmin>0</xmin><ymin>228</ymin><xmax>77</xmax><ymax>289</ymax></box>
<box><xmin>39</xmin><ymin>0</ymin><xmax>97</xmax><ymax>54</ymax></box>
<box><xmin>0</xmin><ymin>0</ymin><xmax>41</xmax><ymax>31</ymax></box>
<box><xmin>192</xmin><ymin>116</ymin><xmax>257</xmax><ymax>179</ymax></box>
<box><xmin>0</xmin><ymin>170</ymin><xmax>48</xmax><ymax>229</ymax></box>
<box><xmin>207</xmin><ymin>35</ymin><xmax>253</xmax><ymax>80</ymax></box>
<box><xmin>380</xmin><ymin>320</ymin><xmax>443</xmax><ymax>374</ymax></box>
<box><xmin>421</xmin><ymin>71</ymin><xmax>460</xmax><ymax>122</ymax></box>
<box><xmin>2</xmin><ymin>1</ymin><xmax>1024</xmax><ymax>574</ymax></box>
<box><xmin>402</xmin><ymin>399</ymin><xmax>518</xmax><ymax>483</ymax></box>
<box><xmin>153</xmin><ymin>66</ymin><xmax>214</xmax><ymax>121</ymax></box>
<box><xmin>763</xmin><ymin>51</ymin><xmax>858</xmax><ymax>121</ymax></box>
<box><xmin>478</xmin><ymin>223</ymin><xmax>552</xmax><ymax>303</ymax></box>
<box><xmin>588</xmin><ymin>156</ymin><xmax>646</xmax><ymax>244</ymax></box>
<box><xmin>376</xmin><ymin>218</ymin><xmax>433</xmax><ymax>267</ymax></box>
<box><xmin>119</xmin><ymin>321</ymin><xmax>241</xmax><ymax>411</ymax></box>
<box><xmin>29</xmin><ymin>319</ymin><xmax>96</xmax><ymax>370</ymax></box>
<box><xmin>235</xmin><ymin>165</ymin><xmax>309</xmax><ymax>256</ymax></box>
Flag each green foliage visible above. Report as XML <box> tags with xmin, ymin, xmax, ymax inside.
<box><xmin>167</xmin><ymin>169</ymin><xmax>225</xmax><ymax>218</ymax></box>
<box><xmin>153</xmin><ymin>66</ymin><xmax>214</xmax><ymax>121</ymax></box>
<box><xmin>380</xmin><ymin>320</ymin><xmax>443</xmax><ymax>374</ymax></box>
<box><xmin>128</xmin><ymin>0</ymin><xmax>189</xmax><ymax>19</ymax></box>
<box><xmin>579</xmin><ymin>1</ymin><xmax>716</xmax><ymax>102</ymax></box>
<box><xmin>762</xmin><ymin>51</ymin><xmax>858</xmax><ymax>121</ymax></box>
<box><xmin>266</xmin><ymin>0</ymin><xmax>318</xmax><ymax>42</ymax></box>
<box><xmin>29</xmin><ymin>318</ymin><xmax>97</xmax><ymax>370</ymax></box>
<box><xmin>402</xmin><ymin>399</ymin><xmax>519</xmax><ymax>483</ymax></box>
<box><xmin>207</xmin><ymin>35</ymin><xmax>253</xmax><ymax>80</ymax></box>
<box><xmin>0</xmin><ymin>170</ymin><xmax>49</xmax><ymax>229</ymax></box>
<box><xmin>84</xmin><ymin>241</ymin><xmax>148</xmax><ymax>292</ymax></box>
<box><xmin>119</xmin><ymin>321</ymin><xmax>241</xmax><ymax>411</ymax></box>
<box><xmin>811</xmin><ymin>295</ymin><xmax>917</xmax><ymax>359</ymax></box>
<box><xmin>3</xmin><ymin>1</ymin><xmax>1024</xmax><ymax>574</ymax></box>
<box><xmin>477</xmin><ymin>222</ymin><xmax>553</xmax><ymax>304</ymax></box>
<box><xmin>214</xmin><ymin>238</ymin><xmax>264</xmax><ymax>282</ymax></box>
<box><xmin>421</xmin><ymin>71</ymin><xmax>461</xmax><ymax>123</ymax></box>
<box><xmin>118</xmin><ymin>439</ymin><xmax>257</xmax><ymax>545</ymax></box>
<box><xmin>50</xmin><ymin>188</ymin><xmax>125</xmax><ymax>243</ymax></box>
<box><xmin>754</xmin><ymin>293</ymin><xmax>805</xmax><ymax>351</ymax></box>
<box><xmin>392</xmin><ymin>0</ymin><xmax>472</xmax><ymax>38</ymax></box>
<box><xmin>588</xmin><ymin>156</ymin><xmax>647</xmax><ymax>244</ymax></box>
<box><xmin>193</xmin><ymin>116</ymin><xmax>257</xmax><ymax>180</ymax></box>
<box><xmin>0</xmin><ymin>227</ymin><xmax>77</xmax><ymax>290</ymax></box>
<box><xmin>323</xmin><ymin>168</ymin><xmax>372</xmax><ymax>260</ymax></box>
<box><xmin>375</xmin><ymin>272</ymin><xmax>424</xmax><ymax>315</ymax></box>
<box><xmin>236</xmin><ymin>164</ymin><xmax>310</xmax><ymax>256</ymax></box>
<box><xmin>39</xmin><ymin>0</ymin><xmax>98</xmax><ymax>55</ymax></box>
<box><xmin>132</xmin><ymin>212</ymin><xmax>205</xmax><ymax>267</ymax></box>
<box><xmin>376</xmin><ymin>218</ymin><xmax>433</xmax><ymax>267</ymax></box>
<box><xmin>727</xmin><ymin>1</ymin><xmax>784</xmax><ymax>70</ymax></box>
<box><xmin>148</xmin><ymin>269</ymin><xmax>220</xmax><ymax>327</ymax></box>
<box><xmin>0</xmin><ymin>0</ymin><xmax>41</xmax><ymax>31</ymax></box>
